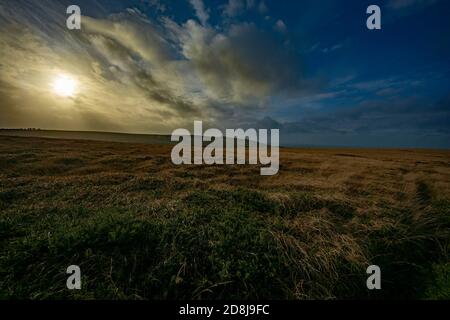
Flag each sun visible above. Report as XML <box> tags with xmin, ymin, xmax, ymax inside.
<box><xmin>51</xmin><ymin>74</ymin><xmax>77</xmax><ymax>97</ymax></box>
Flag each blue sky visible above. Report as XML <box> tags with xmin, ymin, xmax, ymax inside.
<box><xmin>0</xmin><ymin>0</ymin><xmax>449</xmax><ymax>147</ymax></box>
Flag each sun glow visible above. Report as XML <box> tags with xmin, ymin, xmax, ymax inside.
<box><xmin>51</xmin><ymin>74</ymin><xmax>77</xmax><ymax>97</ymax></box>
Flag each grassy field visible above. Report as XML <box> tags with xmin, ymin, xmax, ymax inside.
<box><xmin>0</xmin><ymin>135</ymin><xmax>449</xmax><ymax>299</ymax></box>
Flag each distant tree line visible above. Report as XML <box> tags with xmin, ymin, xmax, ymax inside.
<box><xmin>0</xmin><ymin>128</ymin><xmax>42</xmax><ymax>131</ymax></box>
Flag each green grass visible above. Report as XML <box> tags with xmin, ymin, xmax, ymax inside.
<box><xmin>0</xmin><ymin>137</ymin><xmax>449</xmax><ymax>299</ymax></box>
<box><xmin>1</xmin><ymin>189</ymin><xmax>448</xmax><ymax>299</ymax></box>
<box><xmin>424</xmin><ymin>263</ymin><xmax>450</xmax><ymax>299</ymax></box>
<box><xmin>0</xmin><ymin>202</ymin><xmax>289</xmax><ymax>299</ymax></box>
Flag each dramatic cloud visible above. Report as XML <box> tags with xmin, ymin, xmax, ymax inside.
<box><xmin>0</xmin><ymin>0</ymin><xmax>448</xmax><ymax>147</ymax></box>
<box><xmin>270</xmin><ymin>96</ymin><xmax>450</xmax><ymax>136</ymax></box>
<box><xmin>0</xmin><ymin>0</ymin><xmax>308</xmax><ymax>133</ymax></box>
<box><xmin>170</xmin><ymin>20</ymin><xmax>306</xmax><ymax>105</ymax></box>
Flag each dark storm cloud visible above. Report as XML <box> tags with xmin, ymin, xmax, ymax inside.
<box><xmin>267</xmin><ymin>96</ymin><xmax>450</xmax><ymax>136</ymax></box>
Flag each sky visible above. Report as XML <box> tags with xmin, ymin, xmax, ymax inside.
<box><xmin>0</xmin><ymin>0</ymin><xmax>449</xmax><ymax>148</ymax></box>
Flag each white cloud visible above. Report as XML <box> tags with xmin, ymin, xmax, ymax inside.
<box><xmin>223</xmin><ymin>0</ymin><xmax>245</xmax><ymax>17</ymax></box>
<box><xmin>222</xmin><ymin>0</ymin><xmax>261</xmax><ymax>17</ymax></box>
<box><xmin>189</xmin><ymin>0</ymin><xmax>210</xmax><ymax>26</ymax></box>
<box><xmin>321</xmin><ymin>43</ymin><xmax>343</xmax><ymax>54</ymax></box>
<box><xmin>274</xmin><ymin>20</ymin><xmax>286</xmax><ymax>32</ymax></box>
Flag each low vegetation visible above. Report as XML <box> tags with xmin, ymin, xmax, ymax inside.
<box><xmin>0</xmin><ymin>136</ymin><xmax>449</xmax><ymax>299</ymax></box>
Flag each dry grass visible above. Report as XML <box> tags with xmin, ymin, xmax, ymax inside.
<box><xmin>0</xmin><ymin>136</ymin><xmax>449</xmax><ymax>299</ymax></box>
